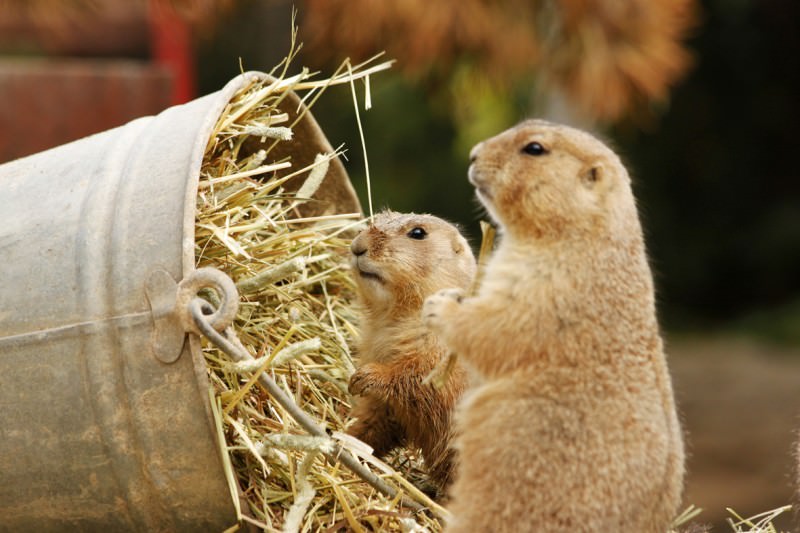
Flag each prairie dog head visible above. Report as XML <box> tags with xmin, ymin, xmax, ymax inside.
<box><xmin>469</xmin><ymin>119</ymin><xmax>639</xmax><ymax>241</ymax></box>
<box><xmin>350</xmin><ymin>211</ymin><xmax>476</xmax><ymax>315</ymax></box>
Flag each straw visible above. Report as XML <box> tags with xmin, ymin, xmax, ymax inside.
<box><xmin>195</xmin><ymin>38</ymin><xmax>442</xmax><ymax>531</ymax></box>
<box><xmin>726</xmin><ymin>505</ymin><xmax>793</xmax><ymax>533</ymax></box>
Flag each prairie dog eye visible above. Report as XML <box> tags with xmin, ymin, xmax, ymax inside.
<box><xmin>522</xmin><ymin>141</ymin><xmax>548</xmax><ymax>156</ymax></box>
<box><xmin>407</xmin><ymin>227</ymin><xmax>427</xmax><ymax>240</ymax></box>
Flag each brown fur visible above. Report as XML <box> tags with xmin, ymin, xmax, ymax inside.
<box><xmin>348</xmin><ymin>211</ymin><xmax>476</xmax><ymax>491</ymax></box>
<box><xmin>423</xmin><ymin>120</ymin><xmax>685</xmax><ymax>531</ymax></box>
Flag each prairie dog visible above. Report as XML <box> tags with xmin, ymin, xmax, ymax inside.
<box><xmin>423</xmin><ymin>120</ymin><xmax>685</xmax><ymax>531</ymax></box>
<box><xmin>348</xmin><ymin>211</ymin><xmax>476</xmax><ymax>491</ymax></box>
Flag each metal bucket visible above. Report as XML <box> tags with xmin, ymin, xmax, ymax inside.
<box><xmin>0</xmin><ymin>72</ymin><xmax>360</xmax><ymax>531</ymax></box>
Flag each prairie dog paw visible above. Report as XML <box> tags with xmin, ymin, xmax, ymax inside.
<box><xmin>422</xmin><ymin>288</ymin><xmax>465</xmax><ymax>331</ymax></box>
<box><xmin>349</xmin><ymin>364</ymin><xmax>383</xmax><ymax>397</ymax></box>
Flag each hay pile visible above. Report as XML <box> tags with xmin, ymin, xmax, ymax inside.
<box><xmin>194</xmin><ymin>52</ymin><xmax>446</xmax><ymax>532</ymax></box>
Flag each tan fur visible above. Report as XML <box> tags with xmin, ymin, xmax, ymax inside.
<box><xmin>348</xmin><ymin>211</ymin><xmax>476</xmax><ymax>491</ymax></box>
<box><xmin>423</xmin><ymin>120</ymin><xmax>685</xmax><ymax>531</ymax></box>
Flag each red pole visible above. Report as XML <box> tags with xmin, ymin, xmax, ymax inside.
<box><xmin>148</xmin><ymin>0</ymin><xmax>196</xmax><ymax>105</ymax></box>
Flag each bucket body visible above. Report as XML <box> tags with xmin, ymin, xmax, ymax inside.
<box><xmin>0</xmin><ymin>72</ymin><xmax>359</xmax><ymax>531</ymax></box>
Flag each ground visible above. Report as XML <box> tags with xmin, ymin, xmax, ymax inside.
<box><xmin>669</xmin><ymin>335</ymin><xmax>800</xmax><ymax>531</ymax></box>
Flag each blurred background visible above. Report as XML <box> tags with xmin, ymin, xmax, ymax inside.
<box><xmin>1</xmin><ymin>0</ymin><xmax>798</xmax><ymax>529</ymax></box>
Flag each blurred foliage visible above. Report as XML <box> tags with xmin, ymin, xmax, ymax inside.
<box><xmin>197</xmin><ymin>0</ymin><xmax>800</xmax><ymax>335</ymax></box>
<box><xmin>733</xmin><ymin>301</ymin><xmax>800</xmax><ymax>346</ymax></box>
<box><xmin>611</xmin><ymin>0</ymin><xmax>800</xmax><ymax>330</ymax></box>
<box><xmin>301</xmin><ymin>0</ymin><xmax>696</xmax><ymax>123</ymax></box>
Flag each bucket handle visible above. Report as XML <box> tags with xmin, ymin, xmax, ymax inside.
<box><xmin>174</xmin><ymin>268</ymin><xmax>433</xmax><ymax>516</ymax></box>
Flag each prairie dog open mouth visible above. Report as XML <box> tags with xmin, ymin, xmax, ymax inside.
<box><xmin>468</xmin><ymin>166</ymin><xmax>492</xmax><ymax>200</ymax></box>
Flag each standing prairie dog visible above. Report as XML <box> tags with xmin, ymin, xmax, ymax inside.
<box><xmin>348</xmin><ymin>211</ymin><xmax>476</xmax><ymax>492</ymax></box>
<box><xmin>423</xmin><ymin>120</ymin><xmax>685</xmax><ymax>532</ymax></box>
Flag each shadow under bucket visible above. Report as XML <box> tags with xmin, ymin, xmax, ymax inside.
<box><xmin>0</xmin><ymin>72</ymin><xmax>360</xmax><ymax>531</ymax></box>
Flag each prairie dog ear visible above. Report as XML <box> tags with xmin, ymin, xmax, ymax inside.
<box><xmin>580</xmin><ymin>163</ymin><xmax>602</xmax><ymax>189</ymax></box>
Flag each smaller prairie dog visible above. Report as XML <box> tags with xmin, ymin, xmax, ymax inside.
<box><xmin>424</xmin><ymin>120</ymin><xmax>685</xmax><ymax>532</ymax></box>
<box><xmin>347</xmin><ymin>211</ymin><xmax>476</xmax><ymax>491</ymax></box>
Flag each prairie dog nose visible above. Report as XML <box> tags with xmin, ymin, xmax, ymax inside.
<box><xmin>469</xmin><ymin>142</ymin><xmax>484</xmax><ymax>163</ymax></box>
<box><xmin>351</xmin><ymin>234</ymin><xmax>368</xmax><ymax>256</ymax></box>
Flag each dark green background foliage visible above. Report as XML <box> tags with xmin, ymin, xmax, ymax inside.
<box><xmin>612</xmin><ymin>0</ymin><xmax>800</xmax><ymax>331</ymax></box>
<box><xmin>199</xmin><ymin>0</ymin><xmax>800</xmax><ymax>337</ymax></box>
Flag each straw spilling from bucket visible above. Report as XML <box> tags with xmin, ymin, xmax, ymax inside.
<box><xmin>195</xmin><ymin>48</ymin><xmax>444</xmax><ymax>531</ymax></box>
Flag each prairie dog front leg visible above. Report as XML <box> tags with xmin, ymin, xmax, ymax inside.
<box><xmin>422</xmin><ymin>288</ymin><xmax>465</xmax><ymax>338</ymax></box>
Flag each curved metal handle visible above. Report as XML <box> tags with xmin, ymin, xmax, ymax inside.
<box><xmin>176</xmin><ymin>267</ymin><xmax>239</xmax><ymax>335</ymax></box>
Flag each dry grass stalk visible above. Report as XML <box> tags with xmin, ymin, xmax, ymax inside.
<box><xmin>195</xmin><ymin>52</ymin><xmax>443</xmax><ymax>531</ymax></box>
<box><xmin>726</xmin><ymin>505</ymin><xmax>792</xmax><ymax>533</ymax></box>
<box><xmin>668</xmin><ymin>504</ymin><xmax>704</xmax><ymax>533</ymax></box>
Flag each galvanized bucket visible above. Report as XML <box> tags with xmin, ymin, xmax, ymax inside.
<box><xmin>0</xmin><ymin>72</ymin><xmax>360</xmax><ymax>531</ymax></box>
